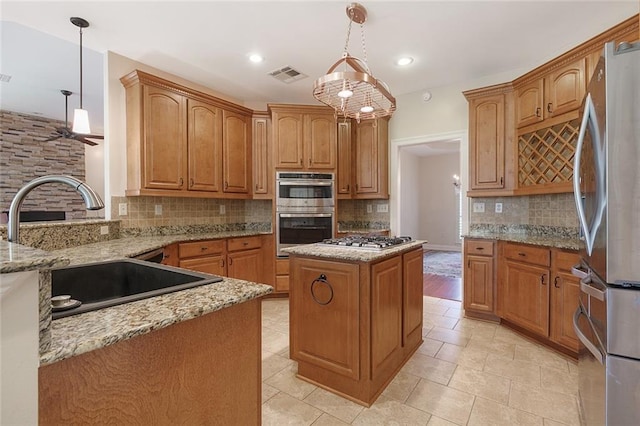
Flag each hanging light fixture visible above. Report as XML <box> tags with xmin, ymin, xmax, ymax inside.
<box><xmin>313</xmin><ymin>3</ymin><xmax>395</xmax><ymax>122</ymax></box>
<box><xmin>70</xmin><ymin>17</ymin><xmax>91</xmax><ymax>134</ymax></box>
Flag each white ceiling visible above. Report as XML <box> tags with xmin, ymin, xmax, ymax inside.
<box><xmin>1</xmin><ymin>1</ymin><xmax>638</xmax><ymax>136</ymax></box>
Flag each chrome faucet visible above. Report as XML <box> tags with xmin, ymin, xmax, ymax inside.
<box><xmin>7</xmin><ymin>175</ymin><xmax>105</xmax><ymax>243</ymax></box>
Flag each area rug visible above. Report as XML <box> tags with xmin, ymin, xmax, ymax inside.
<box><xmin>423</xmin><ymin>250</ymin><xmax>462</xmax><ymax>278</ymax></box>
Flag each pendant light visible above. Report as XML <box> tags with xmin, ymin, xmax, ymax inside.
<box><xmin>71</xmin><ymin>17</ymin><xmax>91</xmax><ymax>134</ymax></box>
<box><xmin>312</xmin><ymin>3</ymin><xmax>395</xmax><ymax>122</ymax></box>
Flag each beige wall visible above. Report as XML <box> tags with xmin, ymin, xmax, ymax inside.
<box><xmin>398</xmin><ymin>148</ymin><xmax>420</xmax><ymax>238</ymax></box>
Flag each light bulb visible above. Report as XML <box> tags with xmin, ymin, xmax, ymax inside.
<box><xmin>360</xmin><ymin>105</ymin><xmax>374</xmax><ymax>113</ymax></box>
<box><xmin>72</xmin><ymin>109</ymin><xmax>91</xmax><ymax>134</ymax></box>
<box><xmin>338</xmin><ymin>80</ymin><xmax>353</xmax><ymax>98</ymax></box>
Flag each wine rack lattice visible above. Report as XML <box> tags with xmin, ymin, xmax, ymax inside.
<box><xmin>518</xmin><ymin>118</ymin><xmax>580</xmax><ymax>187</ymax></box>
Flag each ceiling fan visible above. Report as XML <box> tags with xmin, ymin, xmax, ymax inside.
<box><xmin>43</xmin><ymin>89</ymin><xmax>103</xmax><ymax>146</ymax></box>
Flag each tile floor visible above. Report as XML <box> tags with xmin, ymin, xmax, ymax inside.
<box><xmin>261</xmin><ymin>296</ymin><xmax>581</xmax><ymax>426</ymax></box>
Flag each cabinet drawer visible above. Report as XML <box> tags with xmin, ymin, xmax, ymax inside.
<box><xmin>465</xmin><ymin>240</ymin><xmax>494</xmax><ymax>256</ymax></box>
<box><xmin>553</xmin><ymin>249</ymin><xmax>579</xmax><ymax>272</ymax></box>
<box><xmin>179</xmin><ymin>239</ymin><xmax>225</xmax><ymax>259</ymax></box>
<box><xmin>503</xmin><ymin>243</ymin><xmax>550</xmax><ymax>267</ymax></box>
<box><xmin>276</xmin><ymin>258</ymin><xmax>290</xmax><ymax>275</ymax></box>
<box><xmin>227</xmin><ymin>236</ymin><xmax>262</xmax><ymax>252</ymax></box>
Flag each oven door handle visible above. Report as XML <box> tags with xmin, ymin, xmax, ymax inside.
<box><xmin>279</xmin><ymin>213</ymin><xmax>333</xmax><ymax>218</ymax></box>
<box><xmin>278</xmin><ymin>181</ymin><xmax>333</xmax><ymax>186</ymax></box>
<box><xmin>572</xmin><ymin>306</ymin><xmax>604</xmax><ymax>365</ymax></box>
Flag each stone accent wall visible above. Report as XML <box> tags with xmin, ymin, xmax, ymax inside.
<box><xmin>1</xmin><ymin>110</ymin><xmax>87</xmax><ymax>220</ymax></box>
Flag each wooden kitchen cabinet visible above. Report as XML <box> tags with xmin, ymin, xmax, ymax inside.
<box><xmin>270</xmin><ymin>104</ymin><xmax>336</xmax><ymax>171</ymax></box>
<box><xmin>336</xmin><ymin>120</ymin><xmax>352</xmax><ymax>198</ymax></box>
<box><xmin>178</xmin><ymin>239</ymin><xmax>227</xmax><ymax>276</ymax></box>
<box><xmin>353</xmin><ymin>118</ymin><xmax>389</xmax><ymax>199</ymax></box>
<box><xmin>274</xmin><ymin>258</ymin><xmax>290</xmax><ymax>293</ymax></box>
<box><xmin>226</xmin><ymin>236</ymin><xmax>263</xmax><ymax>283</ymax></box>
<box><xmin>161</xmin><ymin>243</ymin><xmax>180</xmax><ymax>267</ymax></box>
<box><xmin>403</xmin><ymin>248</ymin><xmax>424</xmax><ymax>349</ymax></box>
<box><xmin>463</xmin><ymin>83</ymin><xmax>514</xmax><ymax>194</ymax></box>
<box><xmin>463</xmin><ymin>239</ymin><xmax>498</xmax><ymax>321</ymax></box>
<box><xmin>252</xmin><ymin>112</ymin><xmax>272</xmax><ymax>198</ymax></box>
<box><xmin>121</xmin><ymin>70</ymin><xmax>254</xmax><ymax>199</ymax></box>
<box><xmin>550</xmin><ymin>249</ymin><xmax>580</xmax><ymax>352</ymax></box>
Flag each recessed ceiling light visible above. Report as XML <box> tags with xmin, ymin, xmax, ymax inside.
<box><xmin>396</xmin><ymin>57</ymin><xmax>414</xmax><ymax>66</ymax></box>
<box><xmin>248</xmin><ymin>53</ymin><xmax>264</xmax><ymax>63</ymax></box>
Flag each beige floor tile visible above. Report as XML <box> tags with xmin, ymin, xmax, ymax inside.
<box><xmin>416</xmin><ymin>337</ymin><xmax>444</xmax><ymax>357</ymax></box>
<box><xmin>262</xmin><ymin>328</ymin><xmax>290</xmax><ymax>354</ymax></box>
<box><xmin>443</xmin><ymin>307</ymin><xmax>463</xmax><ymax>319</ymax></box>
<box><xmin>277</xmin><ymin>345</ymin><xmax>291</xmax><ymax>358</ymax></box>
<box><xmin>424</xmin><ymin>303</ymin><xmax>451</xmax><ymax>316</ymax></box>
<box><xmin>406</xmin><ymin>379</ymin><xmax>475</xmax><ymax>425</ymax></box>
<box><xmin>435</xmin><ymin>343</ymin><xmax>488</xmax><ymax>371</ymax></box>
<box><xmin>514</xmin><ymin>344</ymin><xmax>570</xmax><ymax>372</ymax></box>
<box><xmin>543</xmin><ymin>418</ymin><xmax>570</xmax><ymax>426</ymax></box>
<box><xmin>262</xmin><ymin>392</ymin><xmax>323</xmax><ymax>426</ymax></box>
<box><xmin>493</xmin><ymin>327</ymin><xmax>539</xmax><ymax>346</ymax></box>
<box><xmin>466</xmin><ymin>337</ymin><xmax>516</xmax><ymax>360</ymax></box>
<box><xmin>268</xmin><ymin>318</ymin><xmax>291</xmax><ymax>335</ymax></box>
<box><xmin>303</xmin><ymin>388</ymin><xmax>365</xmax><ymax>424</ymax></box>
<box><xmin>483</xmin><ymin>353</ymin><xmax>541</xmax><ymax>387</ymax></box>
<box><xmin>310</xmin><ymin>413</ymin><xmax>350</xmax><ymax>425</ymax></box>
<box><xmin>353</xmin><ymin>395</ymin><xmax>432</xmax><ymax>425</ymax></box>
<box><xmin>424</xmin><ymin>296</ymin><xmax>442</xmax><ymax>305</ymax></box>
<box><xmin>424</xmin><ymin>315</ymin><xmax>459</xmax><ymax>330</ymax></box>
<box><xmin>509</xmin><ymin>381</ymin><xmax>581</xmax><ymax>425</ymax></box>
<box><xmin>427</xmin><ymin>415</ymin><xmax>458</xmax><ymax>426</ymax></box>
<box><xmin>448</xmin><ymin>366</ymin><xmax>511</xmax><ymax>404</ymax></box>
<box><xmin>468</xmin><ymin>397</ymin><xmax>544</xmax><ymax>426</ymax></box>
<box><xmin>265</xmin><ymin>364</ymin><xmax>318</xmax><ymax>400</ymax></box>
<box><xmin>262</xmin><ymin>383</ymin><xmax>280</xmax><ymax>403</ymax></box>
<box><xmin>422</xmin><ymin>324</ymin><xmax>435</xmax><ymax>337</ymax></box>
<box><xmin>541</xmin><ymin>366</ymin><xmax>578</xmax><ymax>396</ymax></box>
<box><xmin>427</xmin><ymin>327</ymin><xmax>470</xmax><ymax>347</ymax></box>
<box><xmin>263</xmin><ymin>352</ymin><xmax>295</xmax><ymax>380</ymax></box>
<box><xmin>401</xmin><ymin>352</ymin><xmax>458</xmax><ymax>385</ymax></box>
<box><xmin>380</xmin><ymin>370</ymin><xmax>421</xmax><ymax>402</ymax></box>
<box><xmin>437</xmin><ymin>299</ymin><xmax>462</xmax><ymax>309</ymax></box>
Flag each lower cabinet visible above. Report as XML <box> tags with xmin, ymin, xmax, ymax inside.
<box><xmin>463</xmin><ymin>239</ymin><xmax>498</xmax><ymax>320</ymax></box>
<box><xmin>179</xmin><ymin>240</ymin><xmax>227</xmax><ymax>275</ymax></box>
<box><xmin>550</xmin><ymin>249</ymin><xmax>580</xmax><ymax>352</ymax></box>
<box><xmin>275</xmin><ymin>258</ymin><xmax>290</xmax><ymax>293</ymax></box>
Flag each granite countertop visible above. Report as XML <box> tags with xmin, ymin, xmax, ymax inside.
<box><xmin>0</xmin><ymin>240</ymin><xmax>69</xmax><ymax>273</ymax></box>
<box><xmin>283</xmin><ymin>240</ymin><xmax>425</xmax><ymax>263</ymax></box>
<box><xmin>464</xmin><ymin>231</ymin><xmax>581</xmax><ymax>251</ymax></box>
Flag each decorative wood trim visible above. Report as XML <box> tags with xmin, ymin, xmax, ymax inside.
<box><xmin>267</xmin><ymin>103</ymin><xmax>335</xmax><ymax>115</ymax></box>
<box><xmin>466</xmin><ymin>189</ymin><xmax>516</xmax><ymax>198</ymax></box>
<box><xmin>513</xmin><ymin>14</ymin><xmax>639</xmax><ymax>88</ymax></box>
<box><xmin>517</xmin><ymin>110</ymin><xmax>580</xmax><ymax>136</ymax></box>
<box><xmin>463</xmin><ymin>82</ymin><xmax>514</xmax><ymax>100</ymax></box>
<box><xmin>120</xmin><ymin>69</ymin><xmax>253</xmax><ymax>116</ymax></box>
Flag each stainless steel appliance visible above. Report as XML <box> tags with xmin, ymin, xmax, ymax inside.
<box><xmin>276</xmin><ymin>172</ymin><xmax>335</xmax><ymax>256</ymax></box>
<box><xmin>572</xmin><ymin>41</ymin><xmax>640</xmax><ymax>426</ymax></box>
<box><xmin>321</xmin><ymin>236</ymin><xmax>412</xmax><ymax>250</ymax></box>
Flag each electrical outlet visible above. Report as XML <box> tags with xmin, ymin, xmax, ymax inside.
<box><xmin>366</xmin><ymin>204</ymin><xmax>373</xmax><ymax>213</ymax></box>
<box><xmin>219</xmin><ymin>204</ymin><xmax>226</xmax><ymax>215</ymax></box>
<box><xmin>377</xmin><ymin>203</ymin><xmax>389</xmax><ymax>213</ymax></box>
<box><xmin>495</xmin><ymin>203</ymin><xmax>503</xmax><ymax>213</ymax></box>
<box><xmin>100</xmin><ymin>225</ymin><xmax>109</xmax><ymax>235</ymax></box>
<box><xmin>155</xmin><ymin>204</ymin><xmax>163</xmax><ymax>216</ymax></box>
<box><xmin>118</xmin><ymin>203</ymin><xmax>128</xmax><ymax>216</ymax></box>
<box><xmin>473</xmin><ymin>202</ymin><xmax>485</xmax><ymax>213</ymax></box>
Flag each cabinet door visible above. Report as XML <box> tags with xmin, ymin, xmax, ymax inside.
<box><xmin>550</xmin><ymin>271</ymin><xmax>580</xmax><ymax>351</ymax></box>
<box><xmin>290</xmin><ymin>258</ymin><xmax>360</xmax><ymax>380</ymax></box>
<box><xmin>464</xmin><ymin>254</ymin><xmax>494</xmax><ymax>314</ymax></box>
<box><xmin>143</xmin><ymin>86</ymin><xmax>186</xmax><ymax>190</ymax></box>
<box><xmin>227</xmin><ymin>248</ymin><xmax>262</xmax><ymax>283</ymax></box>
<box><xmin>371</xmin><ymin>256</ymin><xmax>403</xmax><ymax>378</ymax></box>
<box><xmin>515</xmin><ymin>80</ymin><xmax>544</xmax><ymax>128</ymax></box>
<box><xmin>187</xmin><ymin>99</ymin><xmax>222</xmax><ymax>192</ymax></box>
<box><xmin>354</xmin><ymin>119</ymin><xmax>388</xmax><ymax>198</ymax></box>
<box><xmin>223</xmin><ymin>110</ymin><xmax>251</xmax><ymax>194</ymax></box>
<box><xmin>273</xmin><ymin>112</ymin><xmax>304</xmax><ymax>169</ymax></box>
<box><xmin>403</xmin><ymin>248</ymin><xmax>424</xmax><ymax>350</ymax></box>
<box><xmin>503</xmin><ymin>261</ymin><xmax>550</xmax><ymax>336</ymax></box>
<box><xmin>336</xmin><ymin>121</ymin><xmax>352</xmax><ymax>198</ymax></box>
<box><xmin>252</xmin><ymin>115</ymin><xmax>271</xmax><ymax>197</ymax></box>
<box><xmin>305</xmin><ymin>113</ymin><xmax>336</xmax><ymax>169</ymax></box>
<box><xmin>180</xmin><ymin>255</ymin><xmax>226</xmax><ymax>276</ymax></box>
<box><xmin>545</xmin><ymin>58</ymin><xmax>586</xmax><ymax>118</ymax></box>
<box><xmin>469</xmin><ymin>95</ymin><xmax>505</xmax><ymax>190</ymax></box>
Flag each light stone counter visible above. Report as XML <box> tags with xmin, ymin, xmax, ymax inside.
<box><xmin>283</xmin><ymin>240</ymin><xmax>425</xmax><ymax>262</ymax></box>
<box><xmin>0</xmin><ymin>240</ymin><xmax>69</xmax><ymax>273</ymax></box>
<box><xmin>463</xmin><ymin>231</ymin><xmax>581</xmax><ymax>250</ymax></box>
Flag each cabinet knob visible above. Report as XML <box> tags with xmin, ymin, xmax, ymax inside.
<box><xmin>229</xmin><ymin>257</ymin><xmax>233</xmax><ymax>266</ymax></box>
<box><xmin>547</xmin><ymin>103</ymin><xmax>553</xmax><ymax>113</ymax></box>
<box><xmin>299</xmin><ymin>158</ymin><xmax>303</xmax><ymax>165</ymax></box>
<box><xmin>541</xmin><ymin>274</ymin><xmax>546</xmax><ymax>285</ymax></box>
<box><xmin>346</xmin><ymin>184</ymin><xmax>350</xmax><ymax>191</ymax></box>
<box><xmin>535</xmin><ymin>107</ymin><xmax>541</xmax><ymax>117</ymax></box>
<box><xmin>518</xmin><ymin>252</ymin><xmax>526</xmax><ymax>257</ymax></box>
<box><xmin>201</xmin><ymin>246</ymin><xmax>208</xmax><ymax>251</ymax></box>
<box><xmin>554</xmin><ymin>276</ymin><xmax>560</xmax><ymax>288</ymax></box>
<box><xmin>190</xmin><ymin>178</ymin><xmax>194</xmax><ymax>188</ymax></box>
<box><xmin>220</xmin><ymin>259</ymin><xmax>225</xmax><ymax>267</ymax></box>
<box><xmin>179</xmin><ymin>177</ymin><xmax>184</xmax><ymax>187</ymax></box>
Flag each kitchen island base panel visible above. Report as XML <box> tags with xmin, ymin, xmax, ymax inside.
<box><xmin>39</xmin><ymin>299</ymin><xmax>262</xmax><ymax>425</ymax></box>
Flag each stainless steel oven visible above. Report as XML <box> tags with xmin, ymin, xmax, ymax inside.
<box><xmin>276</xmin><ymin>172</ymin><xmax>335</xmax><ymax>256</ymax></box>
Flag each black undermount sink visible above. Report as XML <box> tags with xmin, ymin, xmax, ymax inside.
<box><xmin>51</xmin><ymin>259</ymin><xmax>223</xmax><ymax>319</ymax></box>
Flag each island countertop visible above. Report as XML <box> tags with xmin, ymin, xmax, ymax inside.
<box><xmin>283</xmin><ymin>240</ymin><xmax>425</xmax><ymax>262</ymax></box>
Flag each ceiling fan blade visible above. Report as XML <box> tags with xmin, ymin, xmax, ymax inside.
<box><xmin>84</xmin><ymin>134</ymin><xmax>104</xmax><ymax>140</ymax></box>
<box><xmin>43</xmin><ymin>135</ymin><xmax>63</xmax><ymax>142</ymax></box>
<box><xmin>73</xmin><ymin>135</ymin><xmax>99</xmax><ymax>146</ymax></box>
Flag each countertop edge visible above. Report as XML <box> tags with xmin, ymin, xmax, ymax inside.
<box><xmin>463</xmin><ymin>233</ymin><xmax>581</xmax><ymax>251</ymax></box>
<box><xmin>284</xmin><ymin>240</ymin><xmax>426</xmax><ymax>262</ymax></box>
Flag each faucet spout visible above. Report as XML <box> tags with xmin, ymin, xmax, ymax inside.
<box><xmin>7</xmin><ymin>175</ymin><xmax>105</xmax><ymax>243</ymax></box>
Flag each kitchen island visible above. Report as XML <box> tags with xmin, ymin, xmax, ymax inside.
<box><xmin>285</xmin><ymin>239</ymin><xmax>424</xmax><ymax>406</ymax></box>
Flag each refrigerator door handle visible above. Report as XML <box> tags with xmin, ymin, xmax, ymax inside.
<box><xmin>573</xmin><ymin>94</ymin><xmax>595</xmax><ymax>255</ymax></box>
<box><xmin>573</xmin><ymin>306</ymin><xmax>604</xmax><ymax>365</ymax></box>
<box><xmin>580</xmin><ymin>276</ymin><xmax>606</xmax><ymax>301</ymax></box>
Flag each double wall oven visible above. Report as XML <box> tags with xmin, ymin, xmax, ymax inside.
<box><xmin>276</xmin><ymin>172</ymin><xmax>335</xmax><ymax>257</ymax></box>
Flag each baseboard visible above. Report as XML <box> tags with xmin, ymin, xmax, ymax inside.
<box><xmin>423</xmin><ymin>243</ymin><xmax>461</xmax><ymax>252</ymax></box>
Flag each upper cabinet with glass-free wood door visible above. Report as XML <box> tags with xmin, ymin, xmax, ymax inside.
<box><xmin>269</xmin><ymin>104</ymin><xmax>336</xmax><ymax>171</ymax></box>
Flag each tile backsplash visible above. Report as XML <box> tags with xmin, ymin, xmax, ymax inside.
<box><xmin>337</xmin><ymin>199</ymin><xmax>391</xmax><ymax>230</ymax></box>
<box><xmin>469</xmin><ymin>193</ymin><xmax>579</xmax><ymax>229</ymax></box>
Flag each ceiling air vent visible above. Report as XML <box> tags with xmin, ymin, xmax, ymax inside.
<box><xmin>269</xmin><ymin>66</ymin><xmax>307</xmax><ymax>84</ymax></box>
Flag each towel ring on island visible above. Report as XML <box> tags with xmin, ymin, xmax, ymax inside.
<box><xmin>310</xmin><ymin>274</ymin><xmax>334</xmax><ymax>305</ymax></box>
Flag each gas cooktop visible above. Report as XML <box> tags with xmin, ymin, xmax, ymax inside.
<box><xmin>321</xmin><ymin>236</ymin><xmax>413</xmax><ymax>250</ymax></box>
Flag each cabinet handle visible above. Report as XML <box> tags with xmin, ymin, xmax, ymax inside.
<box><xmin>179</xmin><ymin>177</ymin><xmax>184</xmax><ymax>187</ymax></box>
<box><xmin>243</xmin><ymin>242</ymin><xmax>249</xmax><ymax>246</ymax></box>
<box><xmin>229</xmin><ymin>257</ymin><xmax>233</xmax><ymax>266</ymax></box>
<box><xmin>554</xmin><ymin>276</ymin><xmax>560</xmax><ymax>288</ymax></box>
<box><xmin>535</xmin><ymin>107</ymin><xmax>541</xmax><ymax>117</ymax></box>
<box><xmin>476</xmin><ymin>247</ymin><xmax>484</xmax><ymax>251</ymax></box>
<box><xmin>547</xmin><ymin>102</ymin><xmax>552</xmax><ymax>113</ymax></box>
<box><xmin>500</xmin><ymin>177</ymin><xmax>503</xmax><ymax>186</ymax></box>
<box><xmin>310</xmin><ymin>274</ymin><xmax>333</xmax><ymax>305</ymax></box>
<box><xmin>255</xmin><ymin>183</ymin><xmax>258</xmax><ymax>191</ymax></box>
<box><xmin>308</xmin><ymin>158</ymin><xmax>311</xmax><ymax>166</ymax></box>
<box><xmin>467</xmin><ymin>259</ymin><xmax>470</xmax><ymax>268</ymax></box>
<box><xmin>300</xmin><ymin>158</ymin><xmax>303</xmax><ymax>165</ymax></box>
<box><xmin>355</xmin><ymin>183</ymin><xmax>359</xmax><ymax>190</ymax></box>
<box><xmin>190</xmin><ymin>178</ymin><xmax>194</xmax><ymax>188</ymax></box>
<box><xmin>541</xmin><ymin>274</ymin><xmax>546</xmax><ymax>285</ymax></box>
<box><xmin>201</xmin><ymin>246</ymin><xmax>208</xmax><ymax>251</ymax></box>
<box><xmin>346</xmin><ymin>184</ymin><xmax>350</xmax><ymax>191</ymax></box>
<box><xmin>518</xmin><ymin>252</ymin><xmax>526</xmax><ymax>257</ymax></box>
<box><xmin>224</xmin><ymin>181</ymin><xmax>228</xmax><ymax>190</ymax></box>
<box><xmin>220</xmin><ymin>259</ymin><xmax>225</xmax><ymax>267</ymax></box>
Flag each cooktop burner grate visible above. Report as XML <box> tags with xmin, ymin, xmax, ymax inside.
<box><xmin>321</xmin><ymin>236</ymin><xmax>413</xmax><ymax>249</ymax></box>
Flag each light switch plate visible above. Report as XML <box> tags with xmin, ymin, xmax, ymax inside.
<box><xmin>377</xmin><ymin>203</ymin><xmax>389</xmax><ymax>213</ymax></box>
<box><xmin>219</xmin><ymin>205</ymin><xmax>226</xmax><ymax>215</ymax></box>
<box><xmin>495</xmin><ymin>203</ymin><xmax>503</xmax><ymax>213</ymax></box>
<box><xmin>155</xmin><ymin>204</ymin><xmax>162</xmax><ymax>216</ymax></box>
<box><xmin>100</xmin><ymin>225</ymin><xmax>109</xmax><ymax>235</ymax></box>
<box><xmin>473</xmin><ymin>202</ymin><xmax>485</xmax><ymax>213</ymax></box>
<box><xmin>118</xmin><ymin>203</ymin><xmax>127</xmax><ymax>216</ymax></box>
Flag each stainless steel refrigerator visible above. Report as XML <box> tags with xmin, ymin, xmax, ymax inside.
<box><xmin>572</xmin><ymin>40</ymin><xmax>640</xmax><ymax>425</ymax></box>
